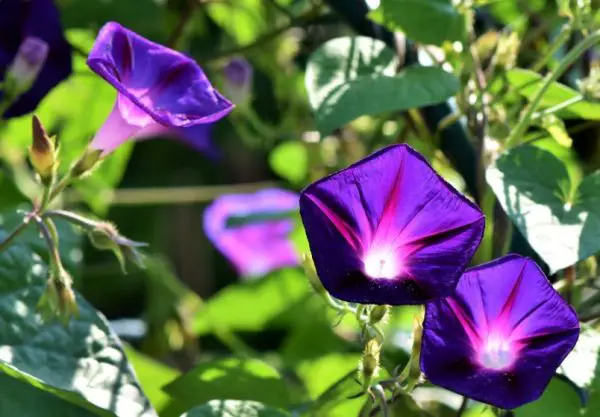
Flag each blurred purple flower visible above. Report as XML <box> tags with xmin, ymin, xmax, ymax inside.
<box><xmin>299</xmin><ymin>144</ymin><xmax>484</xmax><ymax>305</ymax></box>
<box><xmin>0</xmin><ymin>0</ymin><xmax>72</xmax><ymax>118</ymax></box>
<box><xmin>87</xmin><ymin>22</ymin><xmax>233</xmax><ymax>155</ymax></box>
<box><xmin>421</xmin><ymin>255</ymin><xmax>579</xmax><ymax>409</ymax></box>
<box><xmin>203</xmin><ymin>189</ymin><xmax>300</xmax><ymax>277</ymax></box>
<box><xmin>223</xmin><ymin>57</ymin><xmax>253</xmax><ymax>106</ymax></box>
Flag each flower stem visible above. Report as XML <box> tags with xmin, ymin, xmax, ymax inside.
<box><xmin>530</xmin><ymin>24</ymin><xmax>572</xmax><ymax>73</ymax></box>
<box><xmin>0</xmin><ymin>219</ymin><xmax>31</xmax><ymax>254</ymax></box>
<box><xmin>49</xmin><ymin>172</ymin><xmax>74</xmax><ymax>202</ymax></box>
<box><xmin>505</xmin><ymin>30</ymin><xmax>600</xmax><ymax>148</ymax></box>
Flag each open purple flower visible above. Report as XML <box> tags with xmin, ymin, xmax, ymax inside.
<box><xmin>0</xmin><ymin>0</ymin><xmax>72</xmax><ymax>118</ymax></box>
<box><xmin>299</xmin><ymin>144</ymin><xmax>484</xmax><ymax>305</ymax></box>
<box><xmin>203</xmin><ymin>189</ymin><xmax>300</xmax><ymax>277</ymax></box>
<box><xmin>421</xmin><ymin>255</ymin><xmax>579</xmax><ymax>409</ymax></box>
<box><xmin>87</xmin><ymin>22</ymin><xmax>233</xmax><ymax>155</ymax></box>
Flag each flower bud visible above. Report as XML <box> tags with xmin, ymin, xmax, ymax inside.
<box><xmin>360</xmin><ymin>338</ymin><xmax>381</xmax><ymax>386</ymax></box>
<box><xmin>223</xmin><ymin>57</ymin><xmax>253</xmax><ymax>106</ymax></box>
<box><xmin>4</xmin><ymin>37</ymin><xmax>49</xmax><ymax>99</ymax></box>
<box><xmin>88</xmin><ymin>222</ymin><xmax>147</xmax><ymax>272</ymax></box>
<box><xmin>72</xmin><ymin>149</ymin><xmax>103</xmax><ymax>178</ymax></box>
<box><xmin>369</xmin><ymin>305</ymin><xmax>390</xmax><ymax>325</ymax></box>
<box><xmin>494</xmin><ymin>32</ymin><xmax>520</xmax><ymax>70</ymax></box>
<box><xmin>579</xmin><ymin>68</ymin><xmax>600</xmax><ymax>102</ymax></box>
<box><xmin>29</xmin><ymin>115</ymin><xmax>57</xmax><ymax>183</ymax></box>
<box><xmin>37</xmin><ymin>267</ymin><xmax>79</xmax><ymax>326</ymax></box>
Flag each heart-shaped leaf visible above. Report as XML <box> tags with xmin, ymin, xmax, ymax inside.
<box><xmin>487</xmin><ymin>145</ymin><xmax>600</xmax><ymax>273</ymax></box>
<box><xmin>0</xmin><ymin>237</ymin><xmax>156</xmax><ymax>417</ymax></box>
<box><xmin>305</xmin><ymin>36</ymin><xmax>458</xmax><ymax>135</ymax></box>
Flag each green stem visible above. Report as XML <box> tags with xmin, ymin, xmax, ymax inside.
<box><xmin>0</xmin><ymin>219</ymin><xmax>31</xmax><ymax>253</ymax></box>
<box><xmin>49</xmin><ymin>172</ymin><xmax>73</xmax><ymax>202</ymax></box>
<box><xmin>531</xmin><ymin>95</ymin><xmax>584</xmax><ymax>120</ymax></box>
<box><xmin>505</xmin><ymin>30</ymin><xmax>600</xmax><ymax>148</ymax></box>
<box><xmin>531</xmin><ymin>24</ymin><xmax>573</xmax><ymax>73</ymax></box>
<box><xmin>33</xmin><ymin>216</ymin><xmax>62</xmax><ymax>268</ymax></box>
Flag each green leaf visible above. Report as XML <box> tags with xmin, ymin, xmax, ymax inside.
<box><xmin>506</xmin><ymin>69</ymin><xmax>600</xmax><ymax>120</ymax></box>
<box><xmin>179</xmin><ymin>400</ymin><xmax>289</xmax><ymax>417</ymax></box>
<box><xmin>124</xmin><ymin>345</ymin><xmax>180</xmax><ymax>412</ymax></box>
<box><xmin>0</xmin><ymin>208</ymin><xmax>83</xmax><ymax>274</ymax></box>
<box><xmin>164</xmin><ymin>358</ymin><xmax>292</xmax><ymax>410</ymax></box>
<box><xmin>0</xmin><ymin>241</ymin><xmax>156</xmax><ymax>417</ymax></box>
<box><xmin>269</xmin><ymin>142</ymin><xmax>308</xmax><ymax>185</ymax></box>
<box><xmin>296</xmin><ymin>353</ymin><xmax>363</xmax><ymax>417</ymax></box>
<box><xmin>305</xmin><ymin>37</ymin><xmax>459</xmax><ymax>135</ymax></box>
<box><xmin>487</xmin><ymin>145</ymin><xmax>600</xmax><ymax>273</ymax></box>
<box><xmin>368</xmin><ymin>0</ymin><xmax>465</xmax><ymax>45</ymax></box>
<box><xmin>192</xmin><ymin>268</ymin><xmax>309</xmax><ymax>335</ymax></box>
<box><xmin>515</xmin><ymin>378</ymin><xmax>581</xmax><ymax>417</ymax></box>
<box><xmin>0</xmin><ymin>371</ymin><xmax>99</xmax><ymax>417</ymax></box>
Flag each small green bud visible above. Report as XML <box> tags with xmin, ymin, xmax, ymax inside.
<box><xmin>369</xmin><ymin>305</ymin><xmax>389</xmax><ymax>325</ymax></box>
<box><xmin>37</xmin><ymin>267</ymin><xmax>78</xmax><ymax>326</ymax></box>
<box><xmin>360</xmin><ymin>338</ymin><xmax>381</xmax><ymax>386</ymax></box>
<box><xmin>494</xmin><ymin>32</ymin><xmax>520</xmax><ymax>70</ymax></box>
<box><xmin>72</xmin><ymin>149</ymin><xmax>103</xmax><ymax>178</ymax></box>
<box><xmin>88</xmin><ymin>222</ymin><xmax>148</xmax><ymax>272</ymax></box>
<box><xmin>579</xmin><ymin>69</ymin><xmax>600</xmax><ymax>103</ymax></box>
<box><xmin>29</xmin><ymin>115</ymin><xmax>58</xmax><ymax>184</ymax></box>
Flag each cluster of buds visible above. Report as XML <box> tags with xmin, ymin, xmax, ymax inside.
<box><xmin>37</xmin><ymin>263</ymin><xmax>78</xmax><ymax>326</ymax></box>
<box><xmin>578</xmin><ymin>68</ymin><xmax>600</xmax><ymax>102</ymax></box>
<box><xmin>87</xmin><ymin>220</ymin><xmax>148</xmax><ymax>272</ymax></box>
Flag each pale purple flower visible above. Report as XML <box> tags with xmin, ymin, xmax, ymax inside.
<box><xmin>299</xmin><ymin>144</ymin><xmax>485</xmax><ymax>305</ymax></box>
<box><xmin>5</xmin><ymin>37</ymin><xmax>49</xmax><ymax>95</ymax></box>
<box><xmin>203</xmin><ymin>189</ymin><xmax>299</xmax><ymax>277</ymax></box>
<box><xmin>87</xmin><ymin>22</ymin><xmax>233</xmax><ymax>155</ymax></box>
<box><xmin>223</xmin><ymin>57</ymin><xmax>253</xmax><ymax>106</ymax></box>
<box><xmin>421</xmin><ymin>255</ymin><xmax>580</xmax><ymax>409</ymax></box>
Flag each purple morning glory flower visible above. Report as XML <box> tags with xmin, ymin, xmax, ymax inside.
<box><xmin>223</xmin><ymin>57</ymin><xmax>253</xmax><ymax>106</ymax></box>
<box><xmin>203</xmin><ymin>189</ymin><xmax>300</xmax><ymax>277</ymax></box>
<box><xmin>0</xmin><ymin>0</ymin><xmax>72</xmax><ymax>118</ymax></box>
<box><xmin>299</xmin><ymin>144</ymin><xmax>485</xmax><ymax>305</ymax></box>
<box><xmin>87</xmin><ymin>22</ymin><xmax>233</xmax><ymax>155</ymax></box>
<box><xmin>420</xmin><ymin>255</ymin><xmax>580</xmax><ymax>409</ymax></box>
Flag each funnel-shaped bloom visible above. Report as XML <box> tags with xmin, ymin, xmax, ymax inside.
<box><xmin>421</xmin><ymin>255</ymin><xmax>579</xmax><ymax>409</ymax></box>
<box><xmin>203</xmin><ymin>189</ymin><xmax>300</xmax><ymax>277</ymax></box>
<box><xmin>299</xmin><ymin>144</ymin><xmax>484</xmax><ymax>305</ymax></box>
<box><xmin>87</xmin><ymin>22</ymin><xmax>233</xmax><ymax>155</ymax></box>
<box><xmin>0</xmin><ymin>0</ymin><xmax>72</xmax><ymax>118</ymax></box>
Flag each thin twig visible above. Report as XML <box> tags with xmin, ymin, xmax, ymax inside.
<box><xmin>0</xmin><ymin>218</ymin><xmax>31</xmax><ymax>253</ymax></box>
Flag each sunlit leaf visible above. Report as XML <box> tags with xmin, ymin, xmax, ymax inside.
<box><xmin>179</xmin><ymin>400</ymin><xmax>289</xmax><ymax>417</ymax></box>
<box><xmin>487</xmin><ymin>145</ymin><xmax>600</xmax><ymax>273</ymax></box>
<box><xmin>305</xmin><ymin>37</ymin><xmax>458</xmax><ymax>135</ymax></box>
<box><xmin>369</xmin><ymin>0</ymin><xmax>465</xmax><ymax>45</ymax></box>
<box><xmin>269</xmin><ymin>141</ymin><xmax>308</xmax><ymax>185</ymax></box>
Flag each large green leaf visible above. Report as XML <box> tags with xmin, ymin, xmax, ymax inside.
<box><xmin>560</xmin><ymin>328</ymin><xmax>600</xmax><ymax>390</ymax></box>
<box><xmin>164</xmin><ymin>358</ymin><xmax>292</xmax><ymax>410</ymax></box>
<box><xmin>487</xmin><ymin>145</ymin><xmax>600</xmax><ymax>273</ymax></box>
<box><xmin>192</xmin><ymin>268</ymin><xmax>309</xmax><ymax>335</ymax></box>
<box><xmin>0</xmin><ymin>371</ymin><xmax>99</xmax><ymax>417</ymax></box>
<box><xmin>124</xmin><ymin>346</ymin><xmax>180</xmax><ymax>412</ymax></box>
<box><xmin>305</xmin><ymin>37</ymin><xmax>459</xmax><ymax>135</ymax></box>
<box><xmin>368</xmin><ymin>0</ymin><xmax>465</xmax><ymax>45</ymax></box>
<box><xmin>506</xmin><ymin>69</ymin><xmax>600</xmax><ymax>120</ymax></box>
<box><xmin>0</xmin><ymin>240</ymin><xmax>155</xmax><ymax>417</ymax></box>
<box><xmin>269</xmin><ymin>142</ymin><xmax>308</xmax><ymax>185</ymax></box>
<box><xmin>515</xmin><ymin>378</ymin><xmax>581</xmax><ymax>417</ymax></box>
<box><xmin>179</xmin><ymin>400</ymin><xmax>289</xmax><ymax>417</ymax></box>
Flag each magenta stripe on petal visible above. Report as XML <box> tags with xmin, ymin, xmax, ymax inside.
<box><xmin>299</xmin><ymin>144</ymin><xmax>485</xmax><ymax>305</ymax></box>
<box><xmin>421</xmin><ymin>255</ymin><xmax>580</xmax><ymax>409</ymax></box>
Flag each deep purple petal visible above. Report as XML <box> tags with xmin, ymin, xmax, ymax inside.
<box><xmin>0</xmin><ymin>0</ymin><xmax>72</xmax><ymax>118</ymax></box>
<box><xmin>421</xmin><ymin>255</ymin><xmax>580</xmax><ymax>409</ymax></box>
<box><xmin>299</xmin><ymin>144</ymin><xmax>485</xmax><ymax>305</ymax></box>
<box><xmin>203</xmin><ymin>189</ymin><xmax>300</xmax><ymax>277</ymax></box>
<box><xmin>87</xmin><ymin>22</ymin><xmax>233</xmax><ymax>129</ymax></box>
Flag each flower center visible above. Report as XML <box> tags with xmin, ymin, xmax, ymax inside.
<box><xmin>479</xmin><ymin>334</ymin><xmax>514</xmax><ymax>370</ymax></box>
<box><xmin>363</xmin><ymin>248</ymin><xmax>399</xmax><ymax>279</ymax></box>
